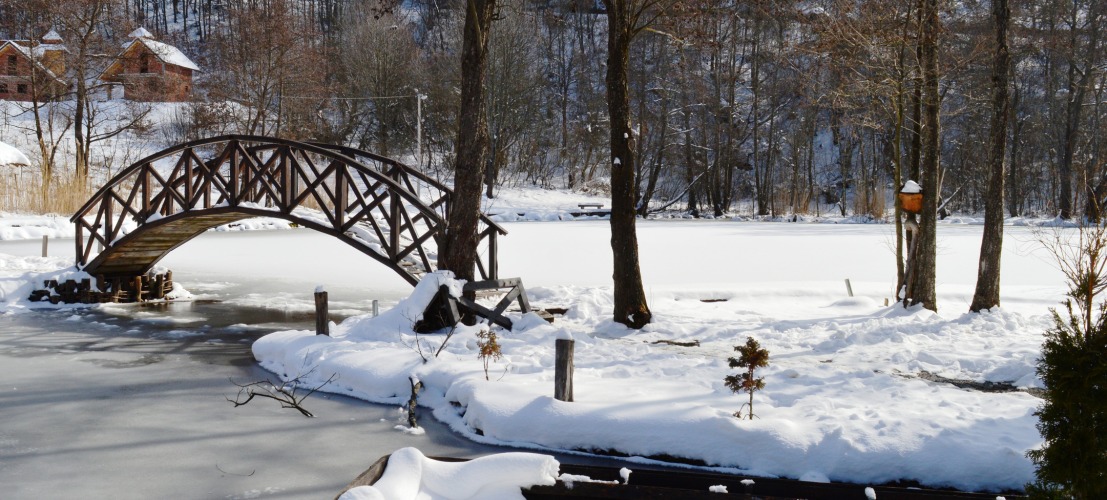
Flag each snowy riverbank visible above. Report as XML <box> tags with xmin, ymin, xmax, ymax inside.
<box><xmin>0</xmin><ymin>192</ymin><xmax>1073</xmax><ymax>494</ymax></box>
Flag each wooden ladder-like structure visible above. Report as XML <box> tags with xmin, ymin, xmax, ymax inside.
<box><xmin>72</xmin><ymin>135</ymin><xmax>507</xmax><ymax>287</ymax></box>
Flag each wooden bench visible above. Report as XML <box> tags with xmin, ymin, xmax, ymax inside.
<box><xmin>577</xmin><ymin>203</ymin><xmax>604</xmax><ymax>210</ymax></box>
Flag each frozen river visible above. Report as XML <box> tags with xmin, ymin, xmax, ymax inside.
<box><xmin>0</xmin><ymin>220</ymin><xmax>1070</xmax><ymax>497</ymax></box>
<box><xmin>0</xmin><ymin>230</ymin><xmax>640</xmax><ymax>499</ymax></box>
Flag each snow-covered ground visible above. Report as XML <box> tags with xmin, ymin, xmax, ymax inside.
<box><xmin>0</xmin><ymin>188</ymin><xmax>1073</xmax><ymax>496</ymax></box>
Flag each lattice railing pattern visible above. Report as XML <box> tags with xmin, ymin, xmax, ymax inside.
<box><xmin>71</xmin><ymin>135</ymin><xmax>505</xmax><ymax>285</ymax></box>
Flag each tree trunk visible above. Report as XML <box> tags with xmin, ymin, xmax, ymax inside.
<box><xmin>970</xmin><ymin>0</ymin><xmax>1010</xmax><ymax>313</ymax></box>
<box><xmin>1058</xmin><ymin>3</ymin><xmax>1102</xmax><ymax>219</ymax></box>
<box><xmin>439</xmin><ymin>0</ymin><xmax>497</xmax><ymax>293</ymax></box>
<box><xmin>603</xmin><ymin>0</ymin><xmax>651</xmax><ymax>329</ymax></box>
<box><xmin>910</xmin><ymin>0</ymin><xmax>940</xmax><ymax>312</ymax></box>
<box><xmin>74</xmin><ymin>71</ymin><xmax>89</xmax><ymax>193</ymax></box>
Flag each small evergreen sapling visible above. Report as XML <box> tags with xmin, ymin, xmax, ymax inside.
<box><xmin>725</xmin><ymin>337</ymin><xmax>770</xmax><ymax>420</ymax></box>
<box><xmin>476</xmin><ymin>327</ymin><xmax>503</xmax><ymax>381</ymax></box>
<box><xmin>1027</xmin><ymin>224</ymin><xmax>1107</xmax><ymax>498</ymax></box>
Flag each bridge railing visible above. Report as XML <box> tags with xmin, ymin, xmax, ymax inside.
<box><xmin>71</xmin><ymin>136</ymin><xmax>501</xmax><ymax>284</ymax></box>
<box><xmin>312</xmin><ymin>143</ymin><xmax>508</xmax><ymax>281</ymax></box>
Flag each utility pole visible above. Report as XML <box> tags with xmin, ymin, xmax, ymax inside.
<box><xmin>416</xmin><ymin>90</ymin><xmax>425</xmax><ymax>169</ymax></box>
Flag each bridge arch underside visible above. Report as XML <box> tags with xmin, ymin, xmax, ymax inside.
<box><xmin>84</xmin><ymin>207</ymin><xmax>419</xmax><ymax>284</ymax></box>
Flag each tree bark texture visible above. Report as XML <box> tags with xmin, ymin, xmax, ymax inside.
<box><xmin>910</xmin><ymin>0</ymin><xmax>940</xmax><ymax>312</ymax></box>
<box><xmin>970</xmin><ymin>0</ymin><xmax>1010</xmax><ymax>313</ymax></box>
<box><xmin>439</xmin><ymin>0</ymin><xmax>497</xmax><ymax>285</ymax></box>
<box><xmin>603</xmin><ymin>0</ymin><xmax>651</xmax><ymax>329</ymax></box>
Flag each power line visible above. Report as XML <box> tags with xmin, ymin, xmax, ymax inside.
<box><xmin>280</xmin><ymin>95</ymin><xmax>420</xmax><ymax>101</ymax></box>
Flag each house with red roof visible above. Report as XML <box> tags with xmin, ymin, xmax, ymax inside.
<box><xmin>98</xmin><ymin>28</ymin><xmax>199</xmax><ymax>102</ymax></box>
<box><xmin>0</xmin><ymin>30</ymin><xmax>68</xmax><ymax>101</ymax></box>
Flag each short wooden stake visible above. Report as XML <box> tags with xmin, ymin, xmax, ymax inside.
<box><xmin>555</xmin><ymin>338</ymin><xmax>575</xmax><ymax>402</ymax></box>
<box><xmin>41</xmin><ymin>235</ymin><xmax>48</xmax><ymax>257</ymax></box>
<box><xmin>315</xmin><ymin>290</ymin><xmax>329</xmax><ymax>336</ymax></box>
<box><xmin>372</xmin><ymin>299</ymin><xmax>379</xmax><ymax>317</ymax></box>
<box><xmin>844</xmin><ymin>278</ymin><xmax>854</xmax><ymax>297</ymax></box>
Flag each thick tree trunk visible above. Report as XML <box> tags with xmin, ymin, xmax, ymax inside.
<box><xmin>910</xmin><ymin>0</ymin><xmax>940</xmax><ymax>312</ymax></box>
<box><xmin>970</xmin><ymin>0</ymin><xmax>1010</xmax><ymax>313</ymax></box>
<box><xmin>439</xmin><ymin>0</ymin><xmax>497</xmax><ymax>289</ymax></box>
<box><xmin>603</xmin><ymin>0</ymin><xmax>651</xmax><ymax>329</ymax></box>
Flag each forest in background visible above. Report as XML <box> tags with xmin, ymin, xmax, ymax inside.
<box><xmin>0</xmin><ymin>0</ymin><xmax>1103</xmax><ymax>219</ymax></box>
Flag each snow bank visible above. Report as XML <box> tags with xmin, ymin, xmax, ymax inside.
<box><xmin>0</xmin><ymin>253</ymin><xmax>91</xmax><ymax>309</ymax></box>
<box><xmin>0</xmin><ymin>141</ymin><xmax>30</xmax><ymax>166</ymax></box>
<box><xmin>255</xmin><ymin>275</ymin><xmax>1046</xmax><ymax>492</ymax></box>
<box><xmin>0</xmin><ymin>214</ymin><xmax>74</xmax><ymax>240</ymax></box>
<box><xmin>339</xmin><ymin>447</ymin><xmax>558</xmax><ymax>500</ymax></box>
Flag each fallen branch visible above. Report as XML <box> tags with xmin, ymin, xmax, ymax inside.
<box><xmin>650</xmin><ymin>339</ymin><xmax>701</xmax><ymax>347</ymax></box>
<box><xmin>226</xmin><ymin>372</ymin><xmax>337</xmax><ymax>418</ymax></box>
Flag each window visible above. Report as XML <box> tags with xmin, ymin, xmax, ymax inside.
<box><xmin>0</xmin><ymin>82</ymin><xmax>7</xmax><ymax>94</ymax></box>
<box><xmin>16</xmin><ymin>83</ymin><xmax>27</xmax><ymax>94</ymax></box>
<box><xmin>6</xmin><ymin>55</ymin><xmax>16</xmax><ymax>75</ymax></box>
<box><xmin>139</xmin><ymin>55</ymin><xmax>149</xmax><ymax>73</ymax></box>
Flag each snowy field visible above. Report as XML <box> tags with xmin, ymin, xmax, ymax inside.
<box><xmin>0</xmin><ymin>195</ymin><xmax>1072</xmax><ymax>496</ymax></box>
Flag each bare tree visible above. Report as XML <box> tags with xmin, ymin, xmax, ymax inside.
<box><xmin>334</xmin><ymin>8</ymin><xmax>423</xmax><ymax>157</ymax></box>
<box><xmin>601</xmin><ymin>0</ymin><xmax>679</xmax><ymax>328</ymax></box>
<box><xmin>909</xmin><ymin>0</ymin><xmax>941</xmax><ymax>312</ymax></box>
<box><xmin>970</xmin><ymin>0</ymin><xmax>1011</xmax><ymax>312</ymax></box>
<box><xmin>206</xmin><ymin>0</ymin><xmax>323</xmax><ymax>137</ymax></box>
<box><xmin>439</xmin><ymin>0</ymin><xmax>497</xmax><ymax>299</ymax></box>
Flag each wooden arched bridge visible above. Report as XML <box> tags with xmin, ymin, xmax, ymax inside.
<box><xmin>70</xmin><ymin>135</ymin><xmax>506</xmax><ymax>286</ymax></box>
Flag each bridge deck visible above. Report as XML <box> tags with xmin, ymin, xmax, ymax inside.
<box><xmin>88</xmin><ymin>211</ymin><xmax>249</xmax><ymax>277</ymax></box>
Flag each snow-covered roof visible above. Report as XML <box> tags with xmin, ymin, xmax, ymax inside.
<box><xmin>0</xmin><ymin>141</ymin><xmax>31</xmax><ymax>167</ymax></box>
<box><xmin>901</xmin><ymin>180</ymin><xmax>922</xmax><ymax>194</ymax></box>
<box><xmin>41</xmin><ymin>29</ymin><xmax>63</xmax><ymax>44</ymax></box>
<box><xmin>135</xmin><ymin>37</ymin><xmax>199</xmax><ymax>71</ymax></box>
<box><xmin>0</xmin><ymin>41</ymin><xmax>65</xmax><ymax>82</ymax></box>
<box><xmin>128</xmin><ymin>27</ymin><xmax>154</xmax><ymax>39</ymax></box>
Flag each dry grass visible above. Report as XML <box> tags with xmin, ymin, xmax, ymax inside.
<box><xmin>0</xmin><ymin>168</ymin><xmax>95</xmax><ymax>215</ymax></box>
<box><xmin>852</xmin><ymin>183</ymin><xmax>886</xmax><ymax>219</ymax></box>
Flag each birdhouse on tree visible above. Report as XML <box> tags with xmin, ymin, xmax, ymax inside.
<box><xmin>899</xmin><ymin>180</ymin><xmax>923</xmax><ymax>214</ymax></box>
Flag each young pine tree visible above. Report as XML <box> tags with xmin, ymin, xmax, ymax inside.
<box><xmin>725</xmin><ymin>337</ymin><xmax>770</xmax><ymax>420</ymax></box>
<box><xmin>1028</xmin><ymin>225</ymin><xmax>1107</xmax><ymax>498</ymax></box>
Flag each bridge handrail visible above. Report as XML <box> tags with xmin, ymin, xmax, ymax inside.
<box><xmin>310</xmin><ymin>143</ymin><xmax>508</xmax><ymax>237</ymax></box>
<box><xmin>71</xmin><ymin>135</ymin><xmax>443</xmax><ymax>226</ymax></box>
<box><xmin>71</xmin><ymin>135</ymin><xmax>505</xmax><ymax>284</ymax></box>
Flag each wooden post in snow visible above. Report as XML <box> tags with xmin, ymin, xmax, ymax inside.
<box><xmin>41</xmin><ymin>235</ymin><xmax>48</xmax><ymax>257</ymax></box>
<box><xmin>315</xmin><ymin>286</ymin><xmax>329</xmax><ymax>336</ymax></box>
<box><xmin>555</xmin><ymin>337</ymin><xmax>575</xmax><ymax>402</ymax></box>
